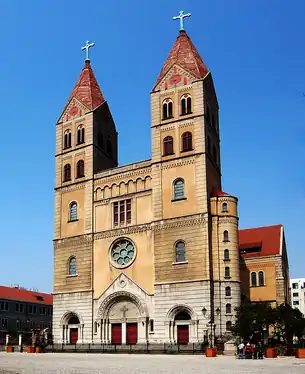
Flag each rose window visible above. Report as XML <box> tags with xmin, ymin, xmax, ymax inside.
<box><xmin>111</xmin><ymin>239</ymin><xmax>135</xmax><ymax>267</ymax></box>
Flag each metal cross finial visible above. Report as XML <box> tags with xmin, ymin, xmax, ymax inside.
<box><xmin>173</xmin><ymin>10</ymin><xmax>191</xmax><ymax>32</ymax></box>
<box><xmin>81</xmin><ymin>40</ymin><xmax>95</xmax><ymax>62</ymax></box>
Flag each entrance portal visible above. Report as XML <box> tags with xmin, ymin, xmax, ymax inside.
<box><xmin>111</xmin><ymin>323</ymin><xmax>122</xmax><ymax>345</ymax></box>
<box><xmin>126</xmin><ymin>323</ymin><xmax>138</xmax><ymax>344</ymax></box>
<box><xmin>70</xmin><ymin>328</ymin><xmax>78</xmax><ymax>344</ymax></box>
<box><xmin>177</xmin><ymin>325</ymin><xmax>189</xmax><ymax>344</ymax></box>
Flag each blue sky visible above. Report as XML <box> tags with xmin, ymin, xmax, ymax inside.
<box><xmin>0</xmin><ymin>0</ymin><xmax>304</xmax><ymax>293</ymax></box>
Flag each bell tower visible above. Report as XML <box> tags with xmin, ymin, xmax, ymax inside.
<box><xmin>53</xmin><ymin>41</ymin><xmax>117</xmax><ymax>343</ymax></box>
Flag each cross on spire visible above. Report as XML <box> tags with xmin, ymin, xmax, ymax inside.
<box><xmin>173</xmin><ymin>10</ymin><xmax>191</xmax><ymax>32</ymax></box>
<box><xmin>81</xmin><ymin>40</ymin><xmax>95</xmax><ymax>62</ymax></box>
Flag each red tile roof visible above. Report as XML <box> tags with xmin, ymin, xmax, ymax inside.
<box><xmin>68</xmin><ymin>61</ymin><xmax>105</xmax><ymax>110</ymax></box>
<box><xmin>239</xmin><ymin>224</ymin><xmax>283</xmax><ymax>258</ymax></box>
<box><xmin>153</xmin><ymin>31</ymin><xmax>209</xmax><ymax>90</ymax></box>
<box><xmin>211</xmin><ymin>188</ymin><xmax>231</xmax><ymax>197</ymax></box>
<box><xmin>0</xmin><ymin>286</ymin><xmax>53</xmax><ymax>305</ymax></box>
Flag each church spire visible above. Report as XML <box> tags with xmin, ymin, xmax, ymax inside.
<box><xmin>153</xmin><ymin>11</ymin><xmax>209</xmax><ymax>91</ymax></box>
<box><xmin>62</xmin><ymin>41</ymin><xmax>105</xmax><ymax>113</ymax></box>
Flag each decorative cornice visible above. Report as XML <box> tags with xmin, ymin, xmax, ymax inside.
<box><xmin>94</xmin><ymin>214</ymin><xmax>208</xmax><ymax>240</ymax></box>
<box><xmin>179</xmin><ymin>121</ymin><xmax>194</xmax><ymax>129</ymax></box>
<box><xmin>94</xmin><ymin>168</ymin><xmax>152</xmax><ymax>187</ymax></box>
<box><xmin>160</xmin><ymin>158</ymin><xmax>195</xmax><ymax>170</ymax></box>
<box><xmin>58</xmin><ymin>182</ymin><xmax>87</xmax><ymax>193</ymax></box>
<box><xmin>160</xmin><ymin>125</ymin><xmax>175</xmax><ymax>132</ymax></box>
<box><xmin>54</xmin><ymin>234</ymin><xmax>93</xmax><ymax>249</ymax></box>
<box><xmin>218</xmin><ymin>217</ymin><xmax>239</xmax><ymax>225</ymax></box>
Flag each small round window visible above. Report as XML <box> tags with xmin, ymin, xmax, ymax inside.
<box><xmin>110</xmin><ymin>239</ymin><xmax>136</xmax><ymax>268</ymax></box>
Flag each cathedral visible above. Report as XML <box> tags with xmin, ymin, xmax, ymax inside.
<box><xmin>52</xmin><ymin>13</ymin><xmax>241</xmax><ymax>345</ymax></box>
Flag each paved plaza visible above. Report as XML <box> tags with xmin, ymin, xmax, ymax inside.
<box><xmin>0</xmin><ymin>353</ymin><xmax>305</xmax><ymax>374</ymax></box>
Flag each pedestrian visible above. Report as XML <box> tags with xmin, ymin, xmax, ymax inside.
<box><xmin>238</xmin><ymin>342</ymin><xmax>245</xmax><ymax>359</ymax></box>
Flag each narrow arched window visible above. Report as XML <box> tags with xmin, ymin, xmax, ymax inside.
<box><xmin>175</xmin><ymin>241</ymin><xmax>186</xmax><ymax>262</ymax></box>
<box><xmin>69</xmin><ymin>257</ymin><xmax>76</xmax><ymax>275</ymax></box>
<box><xmin>226</xmin><ymin>304</ymin><xmax>232</xmax><ymax>314</ymax></box>
<box><xmin>251</xmin><ymin>272</ymin><xmax>257</xmax><ymax>287</ymax></box>
<box><xmin>173</xmin><ymin>179</ymin><xmax>185</xmax><ymax>200</ymax></box>
<box><xmin>63</xmin><ymin>164</ymin><xmax>71</xmax><ymax>182</ymax></box>
<box><xmin>226</xmin><ymin>321</ymin><xmax>232</xmax><ymax>331</ymax></box>
<box><xmin>163</xmin><ymin>136</ymin><xmax>174</xmax><ymax>156</ymax></box>
<box><xmin>225</xmin><ymin>266</ymin><xmax>230</xmax><ymax>279</ymax></box>
<box><xmin>225</xmin><ymin>286</ymin><xmax>231</xmax><ymax>297</ymax></box>
<box><xmin>222</xmin><ymin>203</ymin><xmax>228</xmax><ymax>213</ymax></box>
<box><xmin>69</xmin><ymin>202</ymin><xmax>78</xmax><ymax>221</ymax></box>
<box><xmin>258</xmin><ymin>271</ymin><xmax>264</xmax><ymax>286</ymax></box>
<box><xmin>224</xmin><ymin>249</ymin><xmax>230</xmax><ymax>260</ymax></box>
<box><xmin>77</xmin><ymin>125</ymin><xmax>85</xmax><ymax>145</ymax></box>
<box><xmin>182</xmin><ymin>132</ymin><xmax>192</xmax><ymax>152</ymax></box>
<box><xmin>223</xmin><ymin>230</ymin><xmax>229</xmax><ymax>242</ymax></box>
<box><xmin>181</xmin><ymin>94</ymin><xmax>192</xmax><ymax>115</ymax></box>
<box><xmin>162</xmin><ymin>99</ymin><xmax>173</xmax><ymax>120</ymax></box>
<box><xmin>64</xmin><ymin>130</ymin><xmax>72</xmax><ymax>149</ymax></box>
<box><xmin>76</xmin><ymin>160</ymin><xmax>85</xmax><ymax>178</ymax></box>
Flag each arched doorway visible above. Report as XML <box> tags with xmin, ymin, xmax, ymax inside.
<box><xmin>175</xmin><ymin>311</ymin><xmax>191</xmax><ymax>344</ymax></box>
<box><xmin>60</xmin><ymin>312</ymin><xmax>83</xmax><ymax>344</ymax></box>
<box><xmin>68</xmin><ymin>315</ymin><xmax>79</xmax><ymax>344</ymax></box>
<box><xmin>97</xmin><ymin>291</ymin><xmax>148</xmax><ymax>344</ymax></box>
<box><xmin>166</xmin><ymin>305</ymin><xmax>198</xmax><ymax>344</ymax></box>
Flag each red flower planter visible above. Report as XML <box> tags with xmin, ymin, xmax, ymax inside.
<box><xmin>27</xmin><ymin>346</ymin><xmax>35</xmax><ymax>353</ymax></box>
<box><xmin>265</xmin><ymin>347</ymin><xmax>277</xmax><ymax>358</ymax></box>
<box><xmin>296</xmin><ymin>348</ymin><xmax>305</xmax><ymax>358</ymax></box>
<box><xmin>205</xmin><ymin>347</ymin><xmax>217</xmax><ymax>357</ymax></box>
<box><xmin>35</xmin><ymin>347</ymin><xmax>41</xmax><ymax>353</ymax></box>
<box><xmin>6</xmin><ymin>346</ymin><xmax>14</xmax><ymax>353</ymax></box>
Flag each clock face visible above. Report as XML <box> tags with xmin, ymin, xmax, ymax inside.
<box><xmin>169</xmin><ymin>75</ymin><xmax>182</xmax><ymax>85</ymax></box>
<box><xmin>69</xmin><ymin>106</ymin><xmax>78</xmax><ymax>116</ymax></box>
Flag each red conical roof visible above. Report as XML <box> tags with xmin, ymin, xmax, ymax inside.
<box><xmin>68</xmin><ymin>61</ymin><xmax>105</xmax><ymax>110</ymax></box>
<box><xmin>154</xmin><ymin>31</ymin><xmax>209</xmax><ymax>89</ymax></box>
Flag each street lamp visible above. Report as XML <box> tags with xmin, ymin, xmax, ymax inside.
<box><xmin>202</xmin><ymin>307</ymin><xmax>221</xmax><ymax>348</ymax></box>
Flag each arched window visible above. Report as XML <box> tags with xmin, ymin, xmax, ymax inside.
<box><xmin>226</xmin><ymin>321</ymin><xmax>232</xmax><ymax>331</ymax></box>
<box><xmin>225</xmin><ymin>286</ymin><xmax>231</xmax><ymax>297</ymax></box>
<box><xmin>207</xmin><ymin>136</ymin><xmax>211</xmax><ymax>154</ymax></box>
<box><xmin>63</xmin><ymin>164</ymin><xmax>71</xmax><ymax>182</ymax></box>
<box><xmin>69</xmin><ymin>257</ymin><xmax>76</xmax><ymax>275</ymax></box>
<box><xmin>69</xmin><ymin>202</ymin><xmax>78</xmax><ymax>221</ymax></box>
<box><xmin>173</xmin><ymin>179</ymin><xmax>185</xmax><ymax>200</ymax></box>
<box><xmin>226</xmin><ymin>304</ymin><xmax>232</xmax><ymax>314</ymax></box>
<box><xmin>77</xmin><ymin>125</ymin><xmax>85</xmax><ymax>145</ymax></box>
<box><xmin>175</xmin><ymin>241</ymin><xmax>186</xmax><ymax>262</ymax></box>
<box><xmin>76</xmin><ymin>160</ymin><xmax>85</xmax><ymax>178</ymax></box>
<box><xmin>225</xmin><ymin>266</ymin><xmax>230</xmax><ymax>279</ymax></box>
<box><xmin>64</xmin><ymin>130</ymin><xmax>72</xmax><ymax>149</ymax></box>
<box><xmin>182</xmin><ymin>132</ymin><xmax>193</xmax><ymax>152</ymax></box>
<box><xmin>224</xmin><ymin>249</ymin><xmax>230</xmax><ymax>260</ymax></box>
<box><xmin>107</xmin><ymin>137</ymin><xmax>112</xmax><ymax>155</ymax></box>
<box><xmin>223</xmin><ymin>230</ymin><xmax>229</xmax><ymax>242</ymax></box>
<box><xmin>213</xmin><ymin>145</ymin><xmax>217</xmax><ymax>164</ymax></box>
<box><xmin>258</xmin><ymin>271</ymin><xmax>264</xmax><ymax>286</ymax></box>
<box><xmin>162</xmin><ymin>99</ymin><xmax>173</xmax><ymax>120</ymax></box>
<box><xmin>181</xmin><ymin>94</ymin><xmax>192</xmax><ymax>115</ymax></box>
<box><xmin>251</xmin><ymin>272</ymin><xmax>257</xmax><ymax>287</ymax></box>
<box><xmin>163</xmin><ymin>136</ymin><xmax>174</xmax><ymax>156</ymax></box>
<box><xmin>222</xmin><ymin>203</ymin><xmax>228</xmax><ymax>212</ymax></box>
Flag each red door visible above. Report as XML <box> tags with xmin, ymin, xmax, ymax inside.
<box><xmin>111</xmin><ymin>323</ymin><xmax>122</xmax><ymax>345</ymax></box>
<box><xmin>126</xmin><ymin>323</ymin><xmax>138</xmax><ymax>344</ymax></box>
<box><xmin>70</xmin><ymin>328</ymin><xmax>78</xmax><ymax>344</ymax></box>
<box><xmin>177</xmin><ymin>325</ymin><xmax>189</xmax><ymax>344</ymax></box>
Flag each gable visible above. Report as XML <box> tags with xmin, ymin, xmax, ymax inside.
<box><xmin>154</xmin><ymin>64</ymin><xmax>200</xmax><ymax>92</ymax></box>
<box><xmin>58</xmin><ymin>97</ymin><xmax>90</xmax><ymax>124</ymax></box>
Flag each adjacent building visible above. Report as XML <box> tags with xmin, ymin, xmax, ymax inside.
<box><xmin>290</xmin><ymin>278</ymin><xmax>305</xmax><ymax>315</ymax></box>
<box><xmin>239</xmin><ymin>225</ymin><xmax>290</xmax><ymax>306</ymax></box>
<box><xmin>0</xmin><ymin>286</ymin><xmax>53</xmax><ymax>344</ymax></box>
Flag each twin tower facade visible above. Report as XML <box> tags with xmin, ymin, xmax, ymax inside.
<box><xmin>53</xmin><ymin>30</ymin><xmax>240</xmax><ymax>345</ymax></box>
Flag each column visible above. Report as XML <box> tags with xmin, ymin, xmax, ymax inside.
<box><xmin>138</xmin><ymin>318</ymin><xmax>147</xmax><ymax>343</ymax></box>
<box><xmin>168</xmin><ymin>321</ymin><xmax>172</xmax><ymax>343</ymax></box>
<box><xmin>100</xmin><ymin>319</ymin><xmax>104</xmax><ymax>343</ymax></box>
<box><xmin>122</xmin><ymin>322</ymin><xmax>127</xmax><ymax>344</ymax></box>
<box><xmin>18</xmin><ymin>334</ymin><xmax>22</xmax><ymax>346</ymax></box>
<box><xmin>108</xmin><ymin>321</ymin><xmax>112</xmax><ymax>343</ymax></box>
